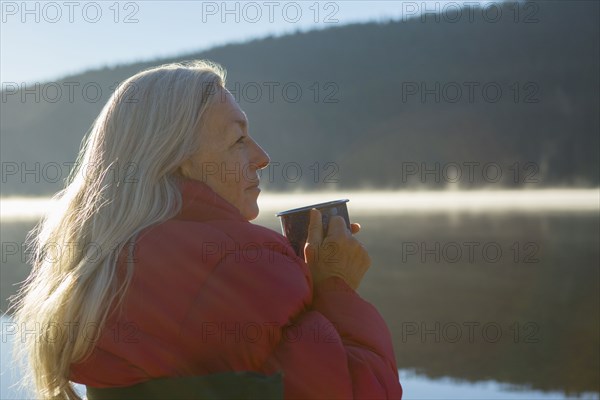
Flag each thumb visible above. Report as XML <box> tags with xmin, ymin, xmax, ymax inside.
<box><xmin>304</xmin><ymin>209</ymin><xmax>323</xmax><ymax>263</ymax></box>
<box><xmin>306</xmin><ymin>209</ymin><xmax>323</xmax><ymax>245</ymax></box>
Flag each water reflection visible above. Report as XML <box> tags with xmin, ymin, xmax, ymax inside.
<box><xmin>1</xmin><ymin>190</ymin><xmax>598</xmax><ymax>398</ymax></box>
<box><xmin>399</xmin><ymin>369</ymin><xmax>599</xmax><ymax>399</ymax></box>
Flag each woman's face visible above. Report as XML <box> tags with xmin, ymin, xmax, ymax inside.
<box><xmin>179</xmin><ymin>88</ymin><xmax>270</xmax><ymax>221</ymax></box>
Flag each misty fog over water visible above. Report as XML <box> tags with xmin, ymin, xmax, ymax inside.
<box><xmin>2</xmin><ymin>189</ymin><xmax>598</xmax><ymax>221</ymax></box>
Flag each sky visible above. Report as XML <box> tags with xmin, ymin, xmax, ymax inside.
<box><xmin>1</xmin><ymin>0</ymin><xmax>498</xmax><ymax>85</ymax></box>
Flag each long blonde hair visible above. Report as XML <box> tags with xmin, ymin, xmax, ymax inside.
<box><xmin>11</xmin><ymin>60</ymin><xmax>226</xmax><ymax>399</ymax></box>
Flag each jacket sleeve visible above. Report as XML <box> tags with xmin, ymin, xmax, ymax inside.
<box><xmin>267</xmin><ymin>276</ymin><xmax>402</xmax><ymax>399</ymax></box>
<box><xmin>177</xmin><ymin>232</ymin><xmax>402</xmax><ymax>399</ymax></box>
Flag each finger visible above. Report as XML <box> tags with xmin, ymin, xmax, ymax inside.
<box><xmin>350</xmin><ymin>223</ymin><xmax>361</xmax><ymax>235</ymax></box>
<box><xmin>327</xmin><ymin>215</ymin><xmax>349</xmax><ymax>236</ymax></box>
<box><xmin>306</xmin><ymin>208</ymin><xmax>323</xmax><ymax>247</ymax></box>
<box><xmin>304</xmin><ymin>241</ymin><xmax>316</xmax><ymax>265</ymax></box>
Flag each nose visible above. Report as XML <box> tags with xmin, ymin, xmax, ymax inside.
<box><xmin>252</xmin><ymin>139</ymin><xmax>270</xmax><ymax>170</ymax></box>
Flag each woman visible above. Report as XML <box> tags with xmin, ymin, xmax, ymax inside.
<box><xmin>13</xmin><ymin>61</ymin><xmax>402</xmax><ymax>399</ymax></box>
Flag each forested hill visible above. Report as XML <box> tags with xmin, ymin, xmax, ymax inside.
<box><xmin>1</xmin><ymin>1</ymin><xmax>598</xmax><ymax>195</ymax></box>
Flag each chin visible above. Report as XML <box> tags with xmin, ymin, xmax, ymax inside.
<box><xmin>242</xmin><ymin>204</ymin><xmax>260</xmax><ymax>221</ymax></box>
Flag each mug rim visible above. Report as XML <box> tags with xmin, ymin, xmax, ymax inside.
<box><xmin>275</xmin><ymin>199</ymin><xmax>349</xmax><ymax>217</ymax></box>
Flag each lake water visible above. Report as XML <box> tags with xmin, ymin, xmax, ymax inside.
<box><xmin>1</xmin><ymin>190</ymin><xmax>599</xmax><ymax>399</ymax></box>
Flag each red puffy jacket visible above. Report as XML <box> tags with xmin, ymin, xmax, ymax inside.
<box><xmin>71</xmin><ymin>178</ymin><xmax>402</xmax><ymax>399</ymax></box>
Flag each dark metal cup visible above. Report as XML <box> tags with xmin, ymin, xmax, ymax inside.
<box><xmin>276</xmin><ymin>199</ymin><xmax>350</xmax><ymax>258</ymax></box>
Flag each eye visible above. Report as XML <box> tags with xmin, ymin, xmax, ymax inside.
<box><xmin>235</xmin><ymin>136</ymin><xmax>246</xmax><ymax>144</ymax></box>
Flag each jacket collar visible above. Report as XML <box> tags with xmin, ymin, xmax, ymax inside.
<box><xmin>176</xmin><ymin>177</ymin><xmax>246</xmax><ymax>222</ymax></box>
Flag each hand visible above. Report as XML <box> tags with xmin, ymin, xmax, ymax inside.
<box><xmin>304</xmin><ymin>209</ymin><xmax>371</xmax><ymax>290</ymax></box>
